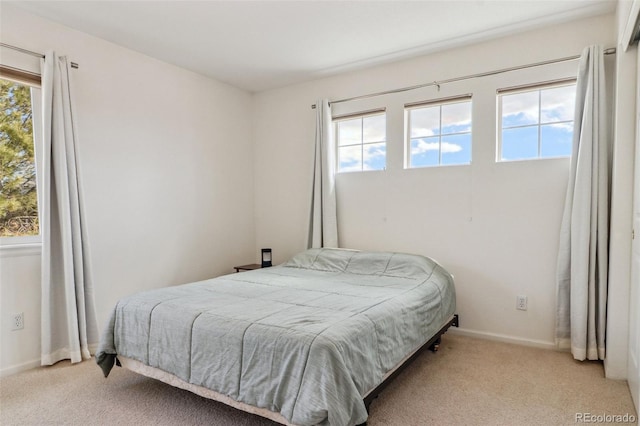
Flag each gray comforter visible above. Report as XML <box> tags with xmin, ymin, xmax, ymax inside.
<box><xmin>96</xmin><ymin>248</ymin><xmax>456</xmax><ymax>426</ymax></box>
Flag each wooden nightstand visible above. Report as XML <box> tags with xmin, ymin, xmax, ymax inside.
<box><xmin>233</xmin><ymin>263</ymin><xmax>262</xmax><ymax>272</ymax></box>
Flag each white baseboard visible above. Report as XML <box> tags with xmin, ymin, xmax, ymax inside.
<box><xmin>448</xmin><ymin>327</ymin><xmax>557</xmax><ymax>350</ymax></box>
<box><xmin>0</xmin><ymin>358</ymin><xmax>41</xmax><ymax>378</ymax></box>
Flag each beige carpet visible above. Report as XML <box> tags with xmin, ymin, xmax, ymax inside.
<box><xmin>0</xmin><ymin>334</ymin><xmax>637</xmax><ymax>425</ymax></box>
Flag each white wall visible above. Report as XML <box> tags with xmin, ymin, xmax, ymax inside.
<box><xmin>630</xmin><ymin>43</ymin><xmax>640</xmax><ymax>412</ymax></box>
<box><xmin>253</xmin><ymin>14</ymin><xmax>615</xmax><ymax>348</ymax></box>
<box><xmin>0</xmin><ymin>5</ymin><xmax>256</xmax><ymax>375</ymax></box>
<box><xmin>616</xmin><ymin>0</ymin><xmax>640</xmax><ymax>411</ymax></box>
<box><xmin>0</xmin><ymin>249</ymin><xmax>41</xmax><ymax>375</ymax></box>
<box><xmin>605</xmin><ymin>0</ymin><xmax>638</xmax><ymax>380</ymax></box>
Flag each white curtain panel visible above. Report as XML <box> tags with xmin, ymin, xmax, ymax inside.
<box><xmin>308</xmin><ymin>99</ymin><xmax>338</xmax><ymax>248</ymax></box>
<box><xmin>40</xmin><ymin>52</ymin><xmax>99</xmax><ymax>365</ymax></box>
<box><xmin>556</xmin><ymin>45</ymin><xmax>609</xmax><ymax>361</ymax></box>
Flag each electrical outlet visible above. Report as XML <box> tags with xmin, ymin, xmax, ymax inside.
<box><xmin>516</xmin><ymin>295</ymin><xmax>528</xmax><ymax>311</ymax></box>
<box><xmin>12</xmin><ymin>312</ymin><xmax>24</xmax><ymax>331</ymax></box>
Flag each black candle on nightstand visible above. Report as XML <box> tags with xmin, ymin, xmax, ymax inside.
<box><xmin>261</xmin><ymin>248</ymin><xmax>272</xmax><ymax>267</ymax></box>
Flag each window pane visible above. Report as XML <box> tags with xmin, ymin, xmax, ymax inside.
<box><xmin>441</xmin><ymin>133</ymin><xmax>471</xmax><ymax>165</ymax></box>
<box><xmin>336</xmin><ymin>112</ymin><xmax>386</xmax><ymax>173</ymax></box>
<box><xmin>338</xmin><ymin>145</ymin><xmax>362</xmax><ymax>172</ymax></box>
<box><xmin>501</xmin><ymin>126</ymin><xmax>538</xmax><ymax>160</ymax></box>
<box><xmin>410</xmin><ymin>106</ymin><xmax>439</xmax><ymax>138</ymax></box>
<box><xmin>441</xmin><ymin>101</ymin><xmax>472</xmax><ymax>134</ymax></box>
<box><xmin>499</xmin><ymin>82</ymin><xmax>575</xmax><ymax>161</ymax></box>
<box><xmin>363</xmin><ymin>114</ymin><xmax>385</xmax><ymax>143</ymax></box>
<box><xmin>338</xmin><ymin>118</ymin><xmax>361</xmax><ymax>146</ymax></box>
<box><xmin>410</xmin><ymin>137</ymin><xmax>440</xmax><ymax>167</ymax></box>
<box><xmin>363</xmin><ymin>142</ymin><xmax>386</xmax><ymax>170</ymax></box>
<box><xmin>501</xmin><ymin>91</ymin><xmax>539</xmax><ymax>127</ymax></box>
<box><xmin>0</xmin><ymin>79</ymin><xmax>39</xmax><ymax>237</ymax></box>
<box><xmin>540</xmin><ymin>85</ymin><xmax>576</xmax><ymax>124</ymax></box>
<box><xmin>541</xmin><ymin>123</ymin><xmax>573</xmax><ymax>157</ymax></box>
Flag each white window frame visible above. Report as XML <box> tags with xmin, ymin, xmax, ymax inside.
<box><xmin>0</xmin><ymin>68</ymin><xmax>44</xmax><ymax>252</ymax></box>
<box><xmin>496</xmin><ymin>78</ymin><xmax>576</xmax><ymax>162</ymax></box>
<box><xmin>405</xmin><ymin>95</ymin><xmax>473</xmax><ymax>168</ymax></box>
<box><xmin>334</xmin><ymin>108</ymin><xmax>387</xmax><ymax>173</ymax></box>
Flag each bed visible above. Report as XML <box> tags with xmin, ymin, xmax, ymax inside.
<box><xmin>96</xmin><ymin>248</ymin><xmax>457</xmax><ymax>426</ymax></box>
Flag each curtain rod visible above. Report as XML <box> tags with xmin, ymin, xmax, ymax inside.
<box><xmin>311</xmin><ymin>47</ymin><xmax>616</xmax><ymax>109</ymax></box>
<box><xmin>1</xmin><ymin>42</ymin><xmax>79</xmax><ymax>69</ymax></box>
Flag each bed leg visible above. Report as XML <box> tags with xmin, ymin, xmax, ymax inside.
<box><xmin>364</xmin><ymin>394</ymin><xmax>376</xmax><ymax>413</ymax></box>
<box><xmin>429</xmin><ymin>337</ymin><xmax>442</xmax><ymax>352</ymax></box>
<box><xmin>453</xmin><ymin>314</ymin><xmax>459</xmax><ymax>327</ymax></box>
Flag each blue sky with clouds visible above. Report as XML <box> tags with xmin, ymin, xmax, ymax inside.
<box><xmin>337</xmin><ymin>114</ymin><xmax>386</xmax><ymax>172</ymax></box>
<box><xmin>409</xmin><ymin>100</ymin><xmax>472</xmax><ymax>167</ymax></box>
<box><xmin>336</xmin><ymin>83</ymin><xmax>575</xmax><ymax>172</ymax></box>
<box><xmin>500</xmin><ymin>84</ymin><xmax>575</xmax><ymax>161</ymax></box>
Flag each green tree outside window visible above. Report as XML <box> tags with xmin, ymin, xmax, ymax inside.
<box><xmin>0</xmin><ymin>78</ymin><xmax>39</xmax><ymax>237</ymax></box>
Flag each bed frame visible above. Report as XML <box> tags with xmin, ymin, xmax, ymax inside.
<box><xmin>120</xmin><ymin>314</ymin><xmax>459</xmax><ymax>426</ymax></box>
<box><xmin>360</xmin><ymin>313</ymin><xmax>459</xmax><ymax>422</ymax></box>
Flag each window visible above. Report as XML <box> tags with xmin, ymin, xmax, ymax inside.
<box><xmin>406</xmin><ymin>96</ymin><xmax>472</xmax><ymax>168</ymax></box>
<box><xmin>1</xmin><ymin>69</ymin><xmax>42</xmax><ymax>239</ymax></box>
<box><xmin>498</xmin><ymin>80</ymin><xmax>576</xmax><ymax>161</ymax></box>
<box><xmin>335</xmin><ymin>110</ymin><xmax>386</xmax><ymax>172</ymax></box>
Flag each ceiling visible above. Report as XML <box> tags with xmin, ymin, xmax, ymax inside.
<box><xmin>7</xmin><ymin>1</ymin><xmax>615</xmax><ymax>92</ymax></box>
